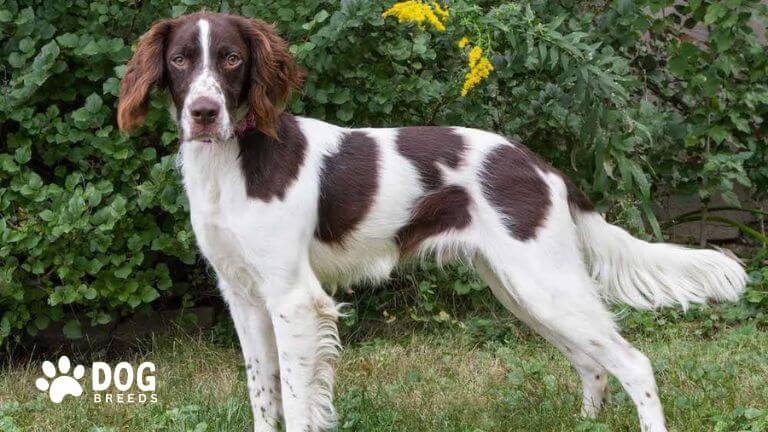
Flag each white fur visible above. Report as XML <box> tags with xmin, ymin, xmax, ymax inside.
<box><xmin>174</xmin><ymin>23</ymin><xmax>747</xmax><ymax>432</ymax></box>
<box><xmin>574</xmin><ymin>211</ymin><xmax>747</xmax><ymax>309</ymax></box>
<box><xmin>180</xmin><ymin>19</ymin><xmax>233</xmax><ymax>142</ymax></box>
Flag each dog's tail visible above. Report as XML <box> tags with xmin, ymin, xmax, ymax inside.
<box><xmin>569</xmin><ymin>194</ymin><xmax>747</xmax><ymax>310</ymax></box>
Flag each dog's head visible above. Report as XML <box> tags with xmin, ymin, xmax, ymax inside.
<box><xmin>117</xmin><ymin>12</ymin><xmax>303</xmax><ymax>142</ymax></box>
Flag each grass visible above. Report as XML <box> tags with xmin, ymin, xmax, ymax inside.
<box><xmin>1</xmin><ymin>314</ymin><xmax>767</xmax><ymax>432</ymax></box>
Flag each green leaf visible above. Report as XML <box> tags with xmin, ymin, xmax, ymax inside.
<box><xmin>56</xmin><ymin>33</ymin><xmax>80</xmax><ymax>48</ymax></box>
<box><xmin>0</xmin><ymin>155</ymin><xmax>19</xmax><ymax>173</ymax></box>
<box><xmin>707</xmin><ymin>126</ymin><xmax>729</xmax><ymax>144</ymax></box>
<box><xmin>0</xmin><ymin>317</ymin><xmax>10</xmax><ymax>341</ymax></box>
<box><xmin>85</xmin><ymin>93</ymin><xmax>103</xmax><ymax>113</ymax></box>
<box><xmin>336</xmin><ymin>107</ymin><xmax>354</xmax><ymax>122</ymax></box>
<box><xmin>14</xmin><ymin>145</ymin><xmax>31</xmax><ymax>164</ymax></box>
<box><xmin>315</xmin><ymin>10</ymin><xmax>330</xmax><ymax>23</ymax></box>
<box><xmin>453</xmin><ymin>280</ymin><xmax>472</xmax><ymax>295</ymax></box>
<box><xmin>140</xmin><ymin>287</ymin><xmax>160</xmax><ymax>303</ymax></box>
<box><xmin>34</xmin><ymin>315</ymin><xmax>50</xmax><ymax>330</ymax></box>
<box><xmin>704</xmin><ymin>3</ymin><xmax>725</xmax><ymax>25</ymax></box>
<box><xmin>39</xmin><ymin>210</ymin><xmax>54</xmax><ymax>221</ymax></box>
<box><xmin>62</xmin><ymin>319</ymin><xmax>82</xmax><ymax>339</ymax></box>
<box><xmin>114</xmin><ymin>264</ymin><xmax>132</xmax><ymax>279</ymax></box>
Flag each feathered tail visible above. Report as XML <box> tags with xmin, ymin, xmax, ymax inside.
<box><xmin>572</xmin><ymin>210</ymin><xmax>747</xmax><ymax>310</ymax></box>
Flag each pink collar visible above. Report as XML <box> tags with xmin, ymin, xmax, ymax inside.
<box><xmin>236</xmin><ymin>112</ymin><xmax>259</xmax><ymax>137</ymax></box>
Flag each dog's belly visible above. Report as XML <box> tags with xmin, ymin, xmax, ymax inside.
<box><xmin>309</xmin><ymin>236</ymin><xmax>400</xmax><ymax>288</ymax></box>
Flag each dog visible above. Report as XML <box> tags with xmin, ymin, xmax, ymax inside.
<box><xmin>117</xmin><ymin>12</ymin><xmax>747</xmax><ymax>432</ymax></box>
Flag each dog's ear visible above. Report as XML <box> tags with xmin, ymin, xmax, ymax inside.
<box><xmin>118</xmin><ymin>19</ymin><xmax>174</xmax><ymax>133</ymax></box>
<box><xmin>237</xmin><ymin>18</ymin><xmax>304</xmax><ymax>138</ymax></box>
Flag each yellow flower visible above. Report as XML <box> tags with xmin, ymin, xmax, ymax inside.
<box><xmin>457</xmin><ymin>37</ymin><xmax>470</xmax><ymax>48</ymax></box>
<box><xmin>432</xmin><ymin>2</ymin><xmax>449</xmax><ymax>19</ymax></box>
<box><xmin>382</xmin><ymin>1</ymin><xmax>448</xmax><ymax>32</ymax></box>
<box><xmin>461</xmin><ymin>46</ymin><xmax>494</xmax><ymax>96</ymax></box>
<box><xmin>468</xmin><ymin>46</ymin><xmax>482</xmax><ymax>68</ymax></box>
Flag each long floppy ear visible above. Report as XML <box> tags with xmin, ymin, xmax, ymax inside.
<box><xmin>237</xmin><ymin>18</ymin><xmax>304</xmax><ymax>138</ymax></box>
<box><xmin>117</xmin><ymin>19</ymin><xmax>174</xmax><ymax>133</ymax></box>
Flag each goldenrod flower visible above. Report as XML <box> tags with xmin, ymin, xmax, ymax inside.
<box><xmin>468</xmin><ymin>46</ymin><xmax>482</xmax><ymax>68</ymax></box>
<box><xmin>457</xmin><ymin>37</ymin><xmax>470</xmax><ymax>48</ymax></box>
<box><xmin>461</xmin><ymin>46</ymin><xmax>494</xmax><ymax>96</ymax></box>
<box><xmin>382</xmin><ymin>1</ymin><xmax>448</xmax><ymax>32</ymax></box>
<box><xmin>432</xmin><ymin>2</ymin><xmax>449</xmax><ymax>19</ymax></box>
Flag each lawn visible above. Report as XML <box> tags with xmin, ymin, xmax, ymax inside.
<box><xmin>1</xmin><ymin>311</ymin><xmax>767</xmax><ymax>432</ymax></box>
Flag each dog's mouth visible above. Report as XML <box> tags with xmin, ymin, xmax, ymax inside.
<box><xmin>187</xmin><ymin>132</ymin><xmax>218</xmax><ymax>144</ymax></box>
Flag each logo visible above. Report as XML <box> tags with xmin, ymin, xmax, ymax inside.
<box><xmin>35</xmin><ymin>356</ymin><xmax>158</xmax><ymax>404</ymax></box>
<box><xmin>35</xmin><ymin>356</ymin><xmax>85</xmax><ymax>403</ymax></box>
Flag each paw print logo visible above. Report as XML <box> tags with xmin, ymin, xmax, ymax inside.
<box><xmin>35</xmin><ymin>356</ymin><xmax>85</xmax><ymax>403</ymax></box>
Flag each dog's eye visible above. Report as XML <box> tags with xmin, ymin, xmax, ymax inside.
<box><xmin>226</xmin><ymin>53</ymin><xmax>241</xmax><ymax>67</ymax></box>
<box><xmin>171</xmin><ymin>55</ymin><xmax>186</xmax><ymax>67</ymax></box>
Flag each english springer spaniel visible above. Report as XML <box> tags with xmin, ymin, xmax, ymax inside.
<box><xmin>117</xmin><ymin>12</ymin><xmax>746</xmax><ymax>432</ymax></box>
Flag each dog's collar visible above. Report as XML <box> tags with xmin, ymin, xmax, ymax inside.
<box><xmin>236</xmin><ymin>111</ymin><xmax>258</xmax><ymax>137</ymax></box>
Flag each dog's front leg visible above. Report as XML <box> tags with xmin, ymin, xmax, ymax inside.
<box><xmin>220</xmin><ymin>281</ymin><xmax>283</xmax><ymax>432</ymax></box>
<box><xmin>265</xmin><ymin>269</ymin><xmax>341</xmax><ymax>432</ymax></box>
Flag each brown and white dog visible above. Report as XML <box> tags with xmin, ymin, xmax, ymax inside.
<box><xmin>117</xmin><ymin>12</ymin><xmax>746</xmax><ymax>432</ymax></box>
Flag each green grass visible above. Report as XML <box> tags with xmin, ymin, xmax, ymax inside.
<box><xmin>1</xmin><ymin>318</ymin><xmax>767</xmax><ymax>432</ymax></box>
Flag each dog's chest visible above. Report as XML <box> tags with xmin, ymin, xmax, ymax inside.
<box><xmin>181</xmin><ymin>145</ymin><xmax>264</xmax><ymax>292</ymax></box>
<box><xmin>190</xmin><ymin>186</ymin><xmax>258</xmax><ymax>286</ymax></box>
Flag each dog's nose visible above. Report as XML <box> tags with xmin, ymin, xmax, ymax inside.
<box><xmin>189</xmin><ymin>98</ymin><xmax>219</xmax><ymax>125</ymax></box>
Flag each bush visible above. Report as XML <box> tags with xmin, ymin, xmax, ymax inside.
<box><xmin>1</xmin><ymin>0</ymin><xmax>767</xmax><ymax>344</ymax></box>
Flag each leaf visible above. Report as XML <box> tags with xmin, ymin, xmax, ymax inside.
<box><xmin>707</xmin><ymin>125</ymin><xmax>730</xmax><ymax>144</ymax></box>
<box><xmin>14</xmin><ymin>145</ymin><xmax>31</xmax><ymax>164</ymax></box>
<box><xmin>0</xmin><ymin>317</ymin><xmax>10</xmax><ymax>341</ymax></box>
<box><xmin>34</xmin><ymin>315</ymin><xmax>50</xmax><ymax>330</ymax></box>
<box><xmin>140</xmin><ymin>287</ymin><xmax>160</xmax><ymax>303</ymax></box>
<box><xmin>721</xmin><ymin>190</ymin><xmax>740</xmax><ymax>207</ymax></box>
<box><xmin>56</xmin><ymin>33</ymin><xmax>80</xmax><ymax>48</ymax></box>
<box><xmin>85</xmin><ymin>93</ymin><xmax>103</xmax><ymax>113</ymax></box>
<box><xmin>453</xmin><ymin>280</ymin><xmax>472</xmax><ymax>295</ymax></box>
<box><xmin>62</xmin><ymin>319</ymin><xmax>82</xmax><ymax>339</ymax></box>
<box><xmin>81</xmin><ymin>40</ymin><xmax>100</xmax><ymax>56</ymax></box>
<box><xmin>114</xmin><ymin>264</ymin><xmax>132</xmax><ymax>279</ymax></box>
<box><xmin>336</xmin><ymin>107</ymin><xmax>354</xmax><ymax>122</ymax></box>
<box><xmin>39</xmin><ymin>210</ymin><xmax>54</xmax><ymax>221</ymax></box>
<box><xmin>0</xmin><ymin>155</ymin><xmax>19</xmax><ymax>173</ymax></box>
<box><xmin>641</xmin><ymin>203</ymin><xmax>663</xmax><ymax>241</ymax></box>
<box><xmin>704</xmin><ymin>3</ymin><xmax>725</xmax><ymax>25</ymax></box>
<box><xmin>315</xmin><ymin>9</ymin><xmax>330</xmax><ymax>23</ymax></box>
<box><xmin>83</xmin><ymin>287</ymin><xmax>98</xmax><ymax>300</ymax></box>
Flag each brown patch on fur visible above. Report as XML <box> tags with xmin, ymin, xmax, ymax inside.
<box><xmin>396</xmin><ymin>186</ymin><xmax>472</xmax><ymax>254</ymax></box>
<box><xmin>118</xmin><ymin>18</ymin><xmax>175</xmax><ymax>132</ymax></box>
<box><xmin>488</xmin><ymin>138</ymin><xmax>595</xmax><ymax>219</ymax></box>
<box><xmin>316</xmin><ymin>131</ymin><xmax>379</xmax><ymax>244</ymax></box>
<box><xmin>233</xmin><ymin>16</ymin><xmax>304</xmax><ymax>138</ymax></box>
<box><xmin>238</xmin><ymin>113</ymin><xmax>305</xmax><ymax>201</ymax></box>
<box><xmin>481</xmin><ymin>144</ymin><xmax>552</xmax><ymax>241</ymax></box>
<box><xmin>395</xmin><ymin>127</ymin><xmax>465</xmax><ymax>190</ymax></box>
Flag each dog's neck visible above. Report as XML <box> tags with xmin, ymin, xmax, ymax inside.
<box><xmin>235</xmin><ymin>111</ymin><xmax>259</xmax><ymax>137</ymax></box>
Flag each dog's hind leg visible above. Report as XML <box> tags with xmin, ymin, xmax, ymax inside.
<box><xmin>475</xmin><ymin>258</ymin><xmax>609</xmax><ymax>418</ymax></box>
<box><xmin>478</xmin><ymin>244</ymin><xmax>667</xmax><ymax>432</ymax></box>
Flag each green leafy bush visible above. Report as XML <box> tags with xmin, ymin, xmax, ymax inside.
<box><xmin>1</xmin><ymin>0</ymin><xmax>767</xmax><ymax>344</ymax></box>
